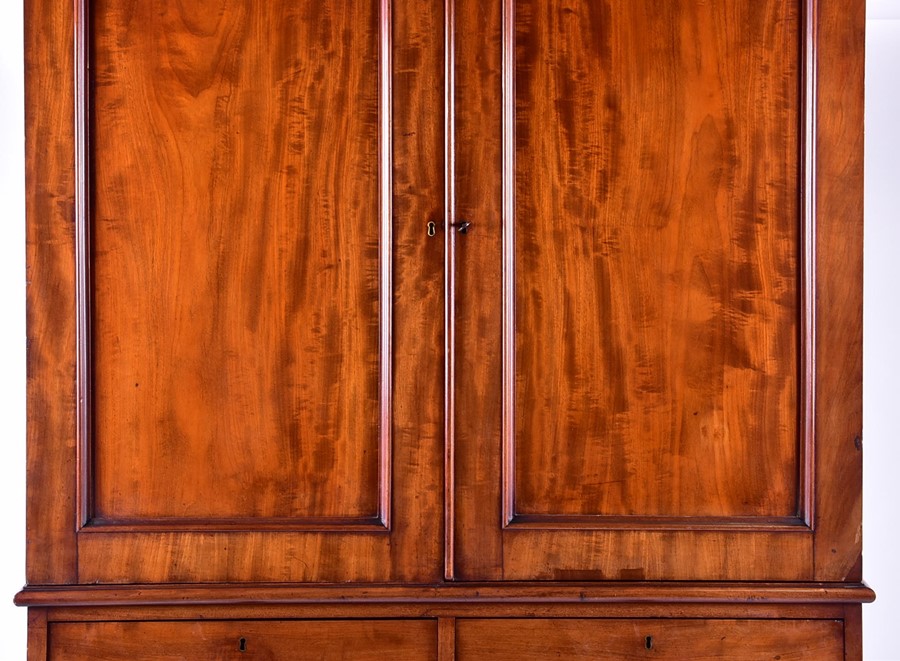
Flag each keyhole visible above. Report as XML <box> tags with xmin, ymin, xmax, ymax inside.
<box><xmin>645</xmin><ymin>635</ymin><xmax>653</xmax><ymax>650</ymax></box>
<box><xmin>239</xmin><ymin>637</ymin><xmax>247</xmax><ymax>652</ymax></box>
<box><xmin>426</xmin><ymin>221</ymin><xmax>436</xmax><ymax>237</ymax></box>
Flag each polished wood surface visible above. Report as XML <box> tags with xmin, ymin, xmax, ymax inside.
<box><xmin>27</xmin><ymin>611</ymin><xmax>47</xmax><ymax>661</ymax></box>
<box><xmin>14</xmin><ymin>582</ymin><xmax>876</xmax><ymax>608</ymax></box>
<box><xmin>456</xmin><ymin>618</ymin><xmax>844</xmax><ymax>660</ymax></box>
<box><xmin>31</xmin><ymin>603</ymin><xmax>861</xmax><ymax>625</ymax></box>
<box><xmin>22</xmin><ymin>0</ymin><xmax>867</xmax><ymax>657</ymax></box>
<box><xmin>24</xmin><ymin>0</ymin><xmax>78</xmax><ymax>585</ymax></box>
<box><xmin>48</xmin><ymin>620</ymin><xmax>438</xmax><ymax>660</ymax></box>
<box><xmin>511</xmin><ymin>0</ymin><xmax>801</xmax><ymax>520</ymax></box>
<box><xmin>90</xmin><ymin>0</ymin><xmax>383</xmax><ymax>521</ymax></box>
<box><xmin>27</xmin><ymin>0</ymin><xmax>445</xmax><ymax>584</ymax></box>
<box><xmin>35</xmin><ymin>604</ymin><xmax>861</xmax><ymax>660</ymax></box>
<box><xmin>451</xmin><ymin>0</ymin><xmax>506</xmax><ymax>582</ymax></box>
<box><xmin>812</xmin><ymin>0</ymin><xmax>866</xmax><ymax>582</ymax></box>
<box><xmin>451</xmin><ymin>0</ymin><xmax>863</xmax><ymax>583</ymax></box>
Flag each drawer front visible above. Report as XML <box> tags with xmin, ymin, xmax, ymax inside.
<box><xmin>456</xmin><ymin>618</ymin><xmax>844</xmax><ymax>660</ymax></box>
<box><xmin>48</xmin><ymin>620</ymin><xmax>437</xmax><ymax>660</ymax></box>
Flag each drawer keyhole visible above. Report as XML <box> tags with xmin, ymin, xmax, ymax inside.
<box><xmin>645</xmin><ymin>635</ymin><xmax>653</xmax><ymax>650</ymax></box>
<box><xmin>239</xmin><ymin>637</ymin><xmax>247</xmax><ymax>652</ymax></box>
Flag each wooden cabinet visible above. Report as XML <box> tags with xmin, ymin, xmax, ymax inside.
<box><xmin>18</xmin><ymin>0</ymin><xmax>871</xmax><ymax>658</ymax></box>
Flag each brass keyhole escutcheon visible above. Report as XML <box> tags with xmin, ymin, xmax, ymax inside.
<box><xmin>427</xmin><ymin>221</ymin><xmax>436</xmax><ymax>237</ymax></box>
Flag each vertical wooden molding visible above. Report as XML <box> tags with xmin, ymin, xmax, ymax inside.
<box><xmin>842</xmin><ymin>604</ymin><xmax>863</xmax><ymax>661</ymax></box>
<box><xmin>27</xmin><ymin>609</ymin><xmax>48</xmax><ymax>661</ymax></box>
<box><xmin>443</xmin><ymin>0</ymin><xmax>457</xmax><ymax>580</ymax></box>
<box><xmin>74</xmin><ymin>0</ymin><xmax>91</xmax><ymax>533</ymax></box>
<box><xmin>378</xmin><ymin>0</ymin><xmax>394</xmax><ymax>531</ymax></box>
<box><xmin>798</xmin><ymin>0</ymin><xmax>818</xmax><ymax>530</ymax></box>
<box><xmin>500</xmin><ymin>0</ymin><xmax>516</xmax><ymax>529</ymax></box>
<box><xmin>438</xmin><ymin>617</ymin><xmax>456</xmax><ymax>661</ymax></box>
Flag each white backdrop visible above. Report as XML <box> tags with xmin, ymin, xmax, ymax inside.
<box><xmin>0</xmin><ymin>2</ymin><xmax>897</xmax><ymax>659</ymax></box>
<box><xmin>862</xmin><ymin>2</ymin><xmax>900</xmax><ymax>659</ymax></box>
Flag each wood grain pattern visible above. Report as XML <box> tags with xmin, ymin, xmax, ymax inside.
<box><xmin>842</xmin><ymin>604</ymin><xmax>863</xmax><ymax>661</ymax></box>
<box><xmin>24</xmin><ymin>0</ymin><xmax>78</xmax><ymax>585</ymax></box>
<box><xmin>811</xmin><ymin>0</ymin><xmax>866</xmax><ymax>582</ymax></box>
<box><xmin>497</xmin><ymin>529</ymin><xmax>811</xmax><ymax>581</ymax></box>
<box><xmin>451</xmin><ymin>0</ymin><xmax>506</xmax><ymax>580</ymax></box>
<box><xmin>15</xmin><ymin>582</ymin><xmax>876</xmax><ymax>609</ymax></box>
<box><xmin>438</xmin><ymin>617</ymin><xmax>456</xmax><ymax>661</ymax></box>
<box><xmin>453</xmin><ymin>0</ymin><xmax>825</xmax><ymax>583</ymax></box>
<box><xmin>90</xmin><ymin>0</ymin><xmax>384</xmax><ymax>522</ymax></box>
<box><xmin>24</xmin><ymin>599</ymin><xmax>864</xmax><ymax>658</ymax></box>
<box><xmin>27</xmin><ymin>610</ymin><xmax>48</xmax><ymax>661</ymax></box>
<box><xmin>510</xmin><ymin>0</ymin><xmax>802</xmax><ymax>520</ymax></box>
<box><xmin>387</xmin><ymin>0</ymin><xmax>447</xmax><ymax>584</ymax></box>
<box><xmin>33</xmin><ymin>601</ymin><xmax>858</xmax><ymax>624</ymax></box>
<box><xmin>456</xmin><ymin>618</ymin><xmax>844</xmax><ymax>660</ymax></box>
<box><xmin>24</xmin><ymin>0</ymin><xmax>445</xmax><ymax>584</ymax></box>
<box><xmin>48</xmin><ymin>620</ymin><xmax>438</xmax><ymax>661</ymax></box>
<box><xmin>22</xmin><ymin>0</ymin><xmax>868</xmax><ymax>655</ymax></box>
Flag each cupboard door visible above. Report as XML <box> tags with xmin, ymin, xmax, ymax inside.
<box><xmin>450</xmin><ymin>0</ymin><xmax>864</xmax><ymax>580</ymax></box>
<box><xmin>28</xmin><ymin>0</ymin><xmax>445</xmax><ymax>583</ymax></box>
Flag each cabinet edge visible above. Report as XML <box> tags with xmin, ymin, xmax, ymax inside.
<box><xmin>14</xmin><ymin>582</ymin><xmax>876</xmax><ymax>608</ymax></box>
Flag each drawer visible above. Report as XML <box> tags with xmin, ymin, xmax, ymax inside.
<box><xmin>48</xmin><ymin>619</ymin><xmax>437</xmax><ymax>660</ymax></box>
<box><xmin>456</xmin><ymin>618</ymin><xmax>844</xmax><ymax>660</ymax></box>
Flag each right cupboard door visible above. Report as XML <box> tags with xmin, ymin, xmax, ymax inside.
<box><xmin>449</xmin><ymin>0</ymin><xmax>865</xmax><ymax>581</ymax></box>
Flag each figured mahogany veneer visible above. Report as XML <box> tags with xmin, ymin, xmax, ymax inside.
<box><xmin>89</xmin><ymin>0</ymin><xmax>387</xmax><ymax>525</ymax></box>
<box><xmin>510</xmin><ymin>0</ymin><xmax>803</xmax><ymax>523</ymax></box>
<box><xmin>22</xmin><ymin>0</ymin><xmax>868</xmax><ymax>657</ymax></box>
<box><xmin>450</xmin><ymin>0</ymin><xmax>864</xmax><ymax>585</ymax></box>
<box><xmin>28</xmin><ymin>0</ymin><xmax>446</xmax><ymax>585</ymax></box>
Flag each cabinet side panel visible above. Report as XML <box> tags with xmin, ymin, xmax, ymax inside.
<box><xmin>24</xmin><ymin>0</ymin><xmax>78</xmax><ymax>584</ymax></box>
<box><xmin>812</xmin><ymin>0</ymin><xmax>865</xmax><ymax>581</ymax></box>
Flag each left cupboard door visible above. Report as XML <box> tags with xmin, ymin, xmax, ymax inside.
<box><xmin>25</xmin><ymin>0</ymin><xmax>445</xmax><ymax>584</ymax></box>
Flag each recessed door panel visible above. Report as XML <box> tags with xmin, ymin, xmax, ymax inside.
<box><xmin>510</xmin><ymin>0</ymin><xmax>802</xmax><ymax>523</ymax></box>
<box><xmin>91</xmin><ymin>0</ymin><xmax>385</xmax><ymax>525</ymax></box>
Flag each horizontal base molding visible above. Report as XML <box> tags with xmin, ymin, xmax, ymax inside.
<box><xmin>15</xmin><ymin>582</ymin><xmax>876</xmax><ymax>608</ymax></box>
